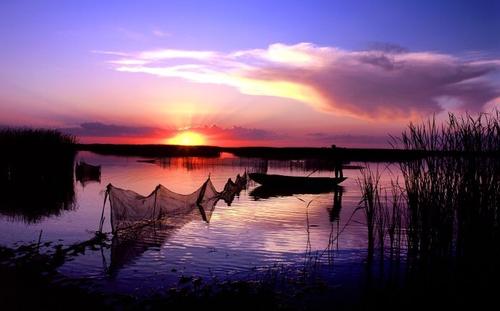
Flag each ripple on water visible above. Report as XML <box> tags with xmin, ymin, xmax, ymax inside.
<box><xmin>1</xmin><ymin>151</ymin><xmax>403</xmax><ymax>294</ymax></box>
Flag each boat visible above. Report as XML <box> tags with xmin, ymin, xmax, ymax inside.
<box><xmin>75</xmin><ymin>161</ymin><xmax>101</xmax><ymax>186</ymax></box>
<box><xmin>249</xmin><ymin>173</ymin><xmax>346</xmax><ymax>189</ymax></box>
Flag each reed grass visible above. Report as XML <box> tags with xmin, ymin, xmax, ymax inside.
<box><xmin>360</xmin><ymin>110</ymin><xmax>500</xmax><ymax>274</ymax></box>
<box><xmin>0</xmin><ymin>128</ymin><xmax>77</xmax><ymax>222</ymax></box>
<box><xmin>0</xmin><ymin>128</ymin><xmax>77</xmax><ymax>147</ymax></box>
<box><xmin>358</xmin><ymin>167</ymin><xmax>405</xmax><ymax>261</ymax></box>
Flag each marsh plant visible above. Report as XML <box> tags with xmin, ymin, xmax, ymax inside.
<box><xmin>360</xmin><ymin>111</ymin><xmax>500</xmax><ymax>281</ymax></box>
<box><xmin>0</xmin><ymin>128</ymin><xmax>77</xmax><ymax>222</ymax></box>
<box><xmin>358</xmin><ymin>167</ymin><xmax>405</xmax><ymax>261</ymax></box>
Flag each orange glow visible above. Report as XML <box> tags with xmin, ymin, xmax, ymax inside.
<box><xmin>167</xmin><ymin>131</ymin><xmax>206</xmax><ymax>145</ymax></box>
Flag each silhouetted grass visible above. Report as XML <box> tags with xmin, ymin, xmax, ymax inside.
<box><xmin>0</xmin><ymin>128</ymin><xmax>77</xmax><ymax>222</ymax></box>
<box><xmin>359</xmin><ymin>111</ymin><xmax>500</xmax><ymax>304</ymax></box>
<box><xmin>358</xmin><ymin>167</ymin><xmax>406</xmax><ymax>261</ymax></box>
<box><xmin>0</xmin><ymin>128</ymin><xmax>77</xmax><ymax>146</ymax></box>
<box><xmin>395</xmin><ymin>112</ymin><xmax>500</xmax><ymax>264</ymax></box>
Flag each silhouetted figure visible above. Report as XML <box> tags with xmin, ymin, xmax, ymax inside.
<box><xmin>331</xmin><ymin>145</ymin><xmax>344</xmax><ymax>179</ymax></box>
<box><xmin>334</xmin><ymin>162</ymin><xmax>343</xmax><ymax>178</ymax></box>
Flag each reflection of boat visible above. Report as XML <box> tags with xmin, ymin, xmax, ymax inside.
<box><xmin>250</xmin><ymin>184</ymin><xmax>343</xmax><ymax>199</ymax></box>
<box><xmin>249</xmin><ymin>173</ymin><xmax>346</xmax><ymax>188</ymax></box>
<box><xmin>75</xmin><ymin>161</ymin><xmax>101</xmax><ymax>186</ymax></box>
<box><xmin>328</xmin><ymin>188</ymin><xmax>343</xmax><ymax>222</ymax></box>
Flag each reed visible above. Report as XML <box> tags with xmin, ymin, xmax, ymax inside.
<box><xmin>359</xmin><ymin>111</ymin><xmax>499</xmax><ymax>269</ymax></box>
<box><xmin>386</xmin><ymin>180</ymin><xmax>404</xmax><ymax>260</ymax></box>
<box><xmin>0</xmin><ymin>128</ymin><xmax>77</xmax><ymax>222</ymax></box>
<box><xmin>355</xmin><ymin>111</ymin><xmax>500</xmax><ymax>309</ymax></box>
<box><xmin>358</xmin><ymin>166</ymin><xmax>405</xmax><ymax>261</ymax></box>
<box><xmin>358</xmin><ymin>167</ymin><xmax>379</xmax><ymax>259</ymax></box>
<box><xmin>396</xmin><ymin>111</ymin><xmax>500</xmax><ymax>264</ymax></box>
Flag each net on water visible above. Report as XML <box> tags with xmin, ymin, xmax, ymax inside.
<box><xmin>106</xmin><ymin>174</ymin><xmax>246</xmax><ymax>233</ymax></box>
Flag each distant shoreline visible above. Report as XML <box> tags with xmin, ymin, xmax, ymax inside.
<box><xmin>76</xmin><ymin>143</ymin><xmax>494</xmax><ymax>162</ymax></box>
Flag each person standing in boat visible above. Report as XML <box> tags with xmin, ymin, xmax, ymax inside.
<box><xmin>331</xmin><ymin>145</ymin><xmax>343</xmax><ymax>179</ymax></box>
<box><xmin>334</xmin><ymin>162</ymin><xmax>343</xmax><ymax>178</ymax></box>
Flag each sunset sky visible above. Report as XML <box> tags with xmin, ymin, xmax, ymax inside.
<box><xmin>1</xmin><ymin>0</ymin><xmax>499</xmax><ymax>147</ymax></box>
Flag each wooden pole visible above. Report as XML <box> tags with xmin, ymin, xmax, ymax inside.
<box><xmin>98</xmin><ymin>187</ymin><xmax>109</xmax><ymax>233</ymax></box>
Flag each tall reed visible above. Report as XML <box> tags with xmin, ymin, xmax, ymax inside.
<box><xmin>0</xmin><ymin>128</ymin><xmax>77</xmax><ymax>222</ymax></box>
<box><xmin>358</xmin><ymin>167</ymin><xmax>405</xmax><ymax>261</ymax></box>
<box><xmin>360</xmin><ymin>111</ymin><xmax>499</xmax><ymax>268</ymax></box>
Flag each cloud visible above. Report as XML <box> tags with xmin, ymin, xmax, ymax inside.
<box><xmin>59</xmin><ymin>122</ymin><xmax>282</xmax><ymax>142</ymax></box>
<box><xmin>60</xmin><ymin>122</ymin><xmax>171</xmax><ymax>137</ymax></box>
<box><xmin>98</xmin><ymin>43</ymin><xmax>500</xmax><ymax>119</ymax></box>
<box><xmin>152</xmin><ymin>28</ymin><xmax>171</xmax><ymax>38</ymax></box>
<box><xmin>59</xmin><ymin>123</ymin><xmax>396</xmax><ymax>146</ymax></box>
<box><xmin>192</xmin><ymin>125</ymin><xmax>283</xmax><ymax>141</ymax></box>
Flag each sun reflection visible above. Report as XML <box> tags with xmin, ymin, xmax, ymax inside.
<box><xmin>167</xmin><ymin>131</ymin><xmax>206</xmax><ymax>146</ymax></box>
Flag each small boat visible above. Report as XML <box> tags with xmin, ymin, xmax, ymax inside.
<box><xmin>249</xmin><ymin>173</ymin><xmax>346</xmax><ymax>188</ymax></box>
<box><xmin>75</xmin><ymin>161</ymin><xmax>101</xmax><ymax>186</ymax></box>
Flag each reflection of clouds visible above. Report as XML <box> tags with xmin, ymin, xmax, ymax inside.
<box><xmin>187</xmin><ymin>195</ymin><xmax>369</xmax><ymax>255</ymax></box>
<box><xmin>98</xmin><ymin>43</ymin><xmax>500</xmax><ymax>120</ymax></box>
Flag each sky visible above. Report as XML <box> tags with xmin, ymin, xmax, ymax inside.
<box><xmin>0</xmin><ymin>0</ymin><xmax>499</xmax><ymax>147</ymax></box>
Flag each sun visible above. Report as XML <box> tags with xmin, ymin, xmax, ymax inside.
<box><xmin>167</xmin><ymin>131</ymin><xmax>206</xmax><ymax>146</ymax></box>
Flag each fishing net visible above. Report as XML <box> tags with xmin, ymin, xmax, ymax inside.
<box><xmin>235</xmin><ymin>173</ymin><xmax>247</xmax><ymax>188</ymax></box>
<box><xmin>106</xmin><ymin>174</ymin><xmax>247</xmax><ymax>233</ymax></box>
<box><xmin>219</xmin><ymin>173</ymin><xmax>247</xmax><ymax>205</ymax></box>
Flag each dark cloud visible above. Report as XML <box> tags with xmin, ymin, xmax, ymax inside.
<box><xmin>59</xmin><ymin>122</ymin><xmax>283</xmax><ymax>142</ymax></box>
<box><xmin>365</xmin><ymin>42</ymin><xmax>409</xmax><ymax>54</ymax></box>
<box><xmin>246</xmin><ymin>47</ymin><xmax>499</xmax><ymax>118</ymax></box>
<box><xmin>60</xmin><ymin>122</ymin><xmax>170</xmax><ymax>137</ymax></box>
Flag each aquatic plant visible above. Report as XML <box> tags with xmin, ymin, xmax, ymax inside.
<box><xmin>0</xmin><ymin>128</ymin><xmax>77</xmax><ymax>222</ymax></box>
<box><xmin>358</xmin><ymin>111</ymin><xmax>500</xmax><ymax>294</ymax></box>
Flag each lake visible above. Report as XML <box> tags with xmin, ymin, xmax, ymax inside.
<box><xmin>0</xmin><ymin>151</ymin><xmax>402</xmax><ymax>295</ymax></box>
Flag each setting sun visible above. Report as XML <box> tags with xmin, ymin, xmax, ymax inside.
<box><xmin>167</xmin><ymin>131</ymin><xmax>206</xmax><ymax>146</ymax></box>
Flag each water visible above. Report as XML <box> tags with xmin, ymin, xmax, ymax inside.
<box><xmin>0</xmin><ymin>151</ymin><xmax>401</xmax><ymax>294</ymax></box>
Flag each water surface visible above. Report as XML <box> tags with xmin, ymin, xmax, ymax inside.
<box><xmin>0</xmin><ymin>151</ymin><xmax>401</xmax><ymax>294</ymax></box>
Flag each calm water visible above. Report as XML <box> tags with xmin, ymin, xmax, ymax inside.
<box><xmin>0</xmin><ymin>151</ymin><xmax>401</xmax><ymax>294</ymax></box>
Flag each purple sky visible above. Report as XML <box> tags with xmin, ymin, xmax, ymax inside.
<box><xmin>1</xmin><ymin>0</ymin><xmax>499</xmax><ymax>146</ymax></box>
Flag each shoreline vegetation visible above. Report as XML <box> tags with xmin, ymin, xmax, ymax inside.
<box><xmin>0</xmin><ymin>129</ymin><xmax>77</xmax><ymax>222</ymax></box>
<box><xmin>78</xmin><ymin>144</ymin><xmax>499</xmax><ymax>162</ymax></box>
<box><xmin>356</xmin><ymin>111</ymin><xmax>499</xmax><ymax>310</ymax></box>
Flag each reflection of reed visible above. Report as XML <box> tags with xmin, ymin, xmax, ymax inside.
<box><xmin>300</xmin><ymin>199</ymin><xmax>314</xmax><ymax>269</ymax></box>
<box><xmin>155</xmin><ymin>157</ymin><xmax>269</xmax><ymax>172</ymax></box>
<box><xmin>0</xmin><ymin>129</ymin><xmax>77</xmax><ymax>223</ymax></box>
<box><xmin>299</xmin><ymin>187</ymin><xmax>346</xmax><ymax>269</ymax></box>
<box><xmin>149</xmin><ymin>156</ymin><xmax>357</xmax><ymax>175</ymax></box>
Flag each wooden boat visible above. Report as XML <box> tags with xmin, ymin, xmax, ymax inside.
<box><xmin>75</xmin><ymin>161</ymin><xmax>101</xmax><ymax>186</ymax></box>
<box><xmin>249</xmin><ymin>173</ymin><xmax>346</xmax><ymax>188</ymax></box>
